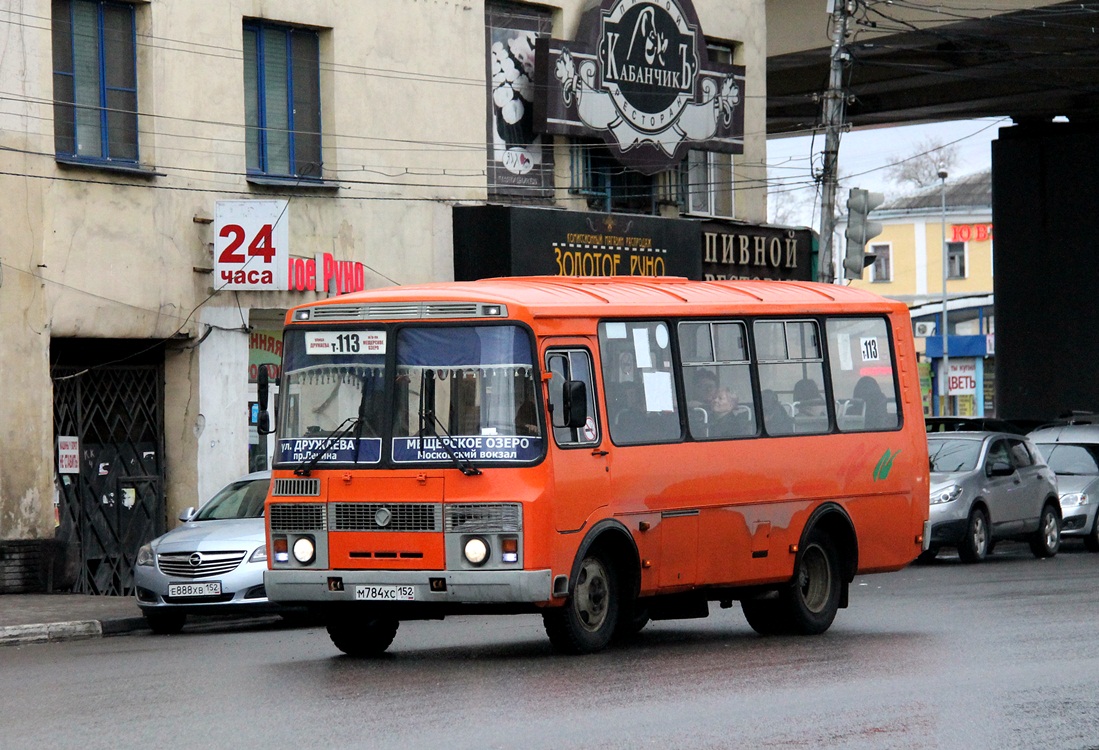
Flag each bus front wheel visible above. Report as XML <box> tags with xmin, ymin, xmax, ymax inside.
<box><xmin>326</xmin><ymin>613</ymin><xmax>399</xmax><ymax>657</ymax></box>
<box><xmin>543</xmin><ymin>550</ymin><xmax>620</xmax><ymax>654</ymax></box>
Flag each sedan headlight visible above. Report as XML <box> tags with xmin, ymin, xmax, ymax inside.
<box><xmin>249</xmin><ymin>545</ymin><xmax>268</xmax><ymax>563</ymax></box>
<box><xmin>136</xmin><ymin>544</ymin><xmax>154</xmax><ymax>567</ymax></box>
<box><xmin>1060</xmin><ymin>492</ymin><xmax>1089</xmax><ymax>507</ymax></box>
<box><xmin>931</xmin><ymin>485</ymin><xmax>963</xmax><ymax>505</ymax></box>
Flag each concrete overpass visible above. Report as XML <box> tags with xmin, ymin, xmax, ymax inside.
<box><xmin>765</xmin><ymin>1</ymin><xmax>1099</xmax><ymax>421</ymax></box>
<box><xmin>767</xmin><ymin>0</ymin><xmax>1099</xmax><ymax>134</ymax></box>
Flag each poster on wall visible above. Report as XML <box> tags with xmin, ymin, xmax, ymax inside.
<box><xmin>485</xmin><ymin>2</ymin><xmax>554</xmax><ymax>198</ymax></box>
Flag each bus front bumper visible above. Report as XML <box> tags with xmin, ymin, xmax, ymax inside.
<box><xmin>264</xmin><ymin>568</ymin><xmax>554</xmax><ymax>606</ymax></box>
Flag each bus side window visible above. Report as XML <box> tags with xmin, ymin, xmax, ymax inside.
<box><xmin>546</xmin><ymin>349</ymin><xmax>599</xmax><ymax>447</ymax></box>
<box><xmin>826</xmin><ymin>318</ymin><xmax>900</xmax><ymax>432</ymax></box>
<box><xmin>756</xmin><ymin>319</ymin><xmax>829</xmax><ymax>436</ymax></box>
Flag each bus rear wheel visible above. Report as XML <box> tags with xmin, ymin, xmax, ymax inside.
<box><xmin>326</xmin><ymin>613</ymin><xmax>399</xmax><ymax>657</ymax></box>
<box><xmin>543</xmin><ymin>550</ymin><xmax>619</xmax><ymax>654</ymax></box>
<box><xmin>741</xmin><ymin>597</ymin><xmax>789</xmax><ymax>636</ymax></box>
<box><xmin>784</xmin><ymin>531</ymin><xmax>842</xmax><ymax>634</ymax></box>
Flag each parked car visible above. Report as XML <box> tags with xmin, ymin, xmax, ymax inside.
<box><xmin>925</xmin><ymin>416</ymin><xmax>1028</xmax><ymax>435</ymax></box>
<box><xmin>134</xmin><ymin>470</ymin><xmax>279</xmax><ymax>633</ymax></box>
<box><xmin>1029</xmin><ymin>423</ymin><xmax>1099</xmax><ymax>551</ymax></box>
<box><xmin>924</xmin><ymin>432</ymin><xmax>1061</xmax><ymax>563</ymax></box>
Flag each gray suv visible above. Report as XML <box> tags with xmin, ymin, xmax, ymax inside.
<box><xmin>925</xmin><ymin>431</ymin><xmax>1061</xmax><ymax>563</ymax></box>
<box><xmin>1029</xmin><ymin>423</ymin><xmax>1099</xmax><ymax>551</ymax></box>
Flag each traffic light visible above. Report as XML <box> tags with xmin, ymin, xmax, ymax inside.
<box><xmin>843</xmin><ymin>188</ymin><xmax>885</xmax><ymax>279</ymax></box>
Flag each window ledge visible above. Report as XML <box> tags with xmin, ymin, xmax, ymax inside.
<box><xmin>55</xmin><ymin>157</ymin><xmax>163</xmax><ymax>177</ymax></box>
<box><xmin>246</xmin><ymin>175</ymin><xmax>340</xmax><ymax>191</ymax></box>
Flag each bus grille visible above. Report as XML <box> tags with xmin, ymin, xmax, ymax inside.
<box><xmin>273</xmin><ymin>478</ymin><xmax>321</xmax><ymax>497</ymax></box>
<box><xmin>269</xmin><ymin>503</ymin><xmax>327</xmax><ymax>531</ymax></box>
<box><xmin>158</xmin><ymin>550</ymin><xmax>246</xmax><ymax>578</ymax></box>
<box><xmin>331</xmin><ymin>503</ymin><xmax>442</xmax><ymax>532</ymax></box>
<box><xmin>444</xmin><ymin>503</ymin><xmax>522</xmax><ymax>533</ymax></box>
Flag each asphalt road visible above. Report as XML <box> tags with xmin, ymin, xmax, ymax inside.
<box><xmin>4</xmin><ymin>542</ymin><xmax>1099</xmax><ymax>750</ymax></box>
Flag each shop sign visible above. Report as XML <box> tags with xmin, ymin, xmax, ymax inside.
<box><xmin>701</xmin><ymin>222</ymin><xmax>814</xmax><ymax>281</ymax></box>
<box><xmin>453</xmin><ymin>205</ymin><xmax>701</xmax><ymax>280</ymax></box>
<box><xmin>946</xmin><ymin>359</ymin><xmax>978</xmax><ymax>395</ymax></box>
<box><xmin>249</xmin><ymin>329</ymin><xmax>282</xmax><ymax>383</ymax></box>
<box><xmin>486</xmin><ymin>3</ymin><xmax>554</xmax><ymax>198</ymax></box>
<box><xmin>58</xmin><ymin>436</ymin><xmax>79</xmax><ymax>474</ymax></box>
<box><xmin>534</xmin><ymin>0</ymin><xmax>745</xmax><ymax>175</ymax></box>
<box><xmin>951</xmin><ymin>223</ymin><xmax>993</xmax><ymax>242</ymax></box>
<box><xmin>287</xmin><ymin>253</ymin><xmax>366</xmax><ymax>295</ymax></box>
<box><xmin>214</xmin><ymin>200</ymin><xmax>289</xmax><ymax>290</ymax></box>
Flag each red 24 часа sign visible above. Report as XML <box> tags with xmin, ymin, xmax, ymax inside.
<box><xmin>215</xmin><ymin>200</ymin><xmax>290</xmax><ymax>290</ymax></box>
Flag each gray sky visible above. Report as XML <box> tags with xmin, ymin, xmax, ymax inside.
<box><xmin>765</xmin><ymin>117</ymin><xmax>1010</xmax><ymax>228</ymax></box>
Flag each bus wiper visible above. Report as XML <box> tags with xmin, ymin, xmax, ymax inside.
<box><xmin>293</xmin><ymin>416</ymin><xmax>361</xmax><ymax>477</ymax></box>
<box><xmin>417</xmin><ymin>371</ymin><xmax>481</xmax><ymax>476</ymax></box>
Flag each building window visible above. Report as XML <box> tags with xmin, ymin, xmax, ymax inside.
<box><xmin>683</xmin><ymin>43</ymin><xmax>735</xmax><ymax>218</ymax></box>
<box><xmin>869</xmin><ymin>243</ymin><xmax>892</xmax><ymax>282</ymax></box>
<box><xmin>243</xmin><ymin>21</ymin><xmax>321</xmax><ymax>179</ymax></box>
<box><xmin>572</xmin><ymin>142</ymin><xmax>656</xmax><ymax>214</ymax></box>
<box><xmin>51</xmin><ymin>0</ymin><xmax>138</xmax><ymax>163</ymax></box>
<box><xmin>947</xmin><ymin>241</ymin><xmax>967</xmax><ymax>279</ymax></box>
<box><xmin>684</xmin><ymin>150</ymin><xmax>734</xmax><ymax>217</ymax></box>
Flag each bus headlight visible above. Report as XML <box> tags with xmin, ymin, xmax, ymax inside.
<box><xmin>292</xmin><ymin>537</ymin><xmax>316</xmax><ymax>564</ymax></box>
<box><xmin>463</xmin><ymin>537</ymin><xmax>490</xmax><ymax>566</ymax></box>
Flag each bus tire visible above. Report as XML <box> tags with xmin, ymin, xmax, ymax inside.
<box><xmin>543</xmin><ymin>549</ymin><xmax>619</xmax><ymax>654</ymax></box>
<box><xmin>782</xmin><ymin>529</ymin><xmax>841</xmax><ymax>635</ymax></box>
<box><xmin>326</xmin><ymin>613</ymin><xmax>399</xmax><ymax>657</ymax></box>
<box><xmin>741</xmin><ymin>598</ymin><xmax>789</xmax><ymax>636</ymax></box>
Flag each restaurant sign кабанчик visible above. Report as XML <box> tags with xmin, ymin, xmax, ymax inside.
<box><xmin>534</xmin><ymin>0</ymin><xmax>745</xmax><ymax>174</ymax></box>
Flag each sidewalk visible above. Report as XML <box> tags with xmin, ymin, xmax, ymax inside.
<box><xmin>0</xmin><ymin>592</ymin><xmax>148</xmax><ymax>646</ymax></box>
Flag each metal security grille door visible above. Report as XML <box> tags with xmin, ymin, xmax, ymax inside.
<box><xmin>53</xmin><ymin>365</ymin><xmax>165</xmax><ymax>595</ymax></box>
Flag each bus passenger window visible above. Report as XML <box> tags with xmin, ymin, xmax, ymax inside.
<box><xmin>755</xmin><ymin>319</ymin><xmax>829</xmax><ymax>436</ymax></box>
<box><xmin>599</xmin><ymin>321</ymin><xmax>681</xmax><ymax>445</ymax></box>
<box><xmin>826</xmin><ymin>318</ymin><xmax>899</xmax><ymax>432</ymax></box>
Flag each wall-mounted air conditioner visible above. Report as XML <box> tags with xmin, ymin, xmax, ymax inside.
<box><xmin>914</xmin><ymin>321</ymin><xmax>936</xmax><ymax>337</ymax></box>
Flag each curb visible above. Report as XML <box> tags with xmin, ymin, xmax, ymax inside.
<box><xmin>0</xmin><ymin>617</ymin><xmax>149</xmax><ymax>647</ymax></box>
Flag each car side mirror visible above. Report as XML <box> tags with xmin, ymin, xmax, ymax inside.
<box><xmin>987</xmin><ymin>460</ymin><xmax>1014</xmax><ymax>477</ymax></box>
<box><xmin>562</xmin><ymin>380</ymin><xmax>588</xmax><ymax>429</ymax></box>
<box><xmin>178</xmin><ymin>506</ymin><xmax>196</xmax><ymax>522</ymax></box>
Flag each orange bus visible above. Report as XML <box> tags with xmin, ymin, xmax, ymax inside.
<box><xmin>260</xmin><ymin>277</ymin><xmax>930</xmax><ymax>655</ymax></box>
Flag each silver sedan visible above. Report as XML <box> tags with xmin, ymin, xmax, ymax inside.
<box><xmin>925</xmin><ymin>432</ymin><xmax>1061</xmax><ymax>563</ymax></box>
<box><xmin>134</xmin><ymin>471</ymin><xmax>281</xmax><ymax>633</ymax></box>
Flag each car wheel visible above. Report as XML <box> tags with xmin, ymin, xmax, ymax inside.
<box><xmin>144</xmin><ymin>610</ymin><xmax>186</xmax><ymax>635</ymax></box>
<box><xmin>326</xmin><ymin>613</ymin><xmax>399</xmax><ymax>657</ymax></box>
<box><xmin>958</xmin><ymin>507</ymin><xmax>989</xmax><ymax>563</ymax></box>
<box><xmin>543</xmin><ymin>549</ymin><xmax>619</xmax><ymax>654</ymax></box>
<box><xmin>1029</xmin><ymin>503</ymin><xmax>1061</xmax><ymax>558</ymax></box>
<box><xmin>1085</xmin><ymin>515</ymin><xmax>1099</xmax><ymax>553</ymax></box>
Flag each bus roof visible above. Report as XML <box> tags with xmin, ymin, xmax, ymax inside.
<box><xmin>292</xmin><ymin>276</ymin><xmax>908</xmax><ymax>322</ymax></box>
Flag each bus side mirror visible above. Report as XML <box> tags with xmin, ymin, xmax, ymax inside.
<box><xmin>257</xmin><ymin>366</ymin><xmax>274</xmax><ymax>436</ymax></box>
<box><xmin>563</xmin><ymin>380</ymin><xmax>587</xmax><ymax>429</ymax></box>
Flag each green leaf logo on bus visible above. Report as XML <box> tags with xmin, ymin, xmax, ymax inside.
<box><xmin>874</xmin><ymin>449</ymin><xmax>900</xmax><ymax>482</ymax></box>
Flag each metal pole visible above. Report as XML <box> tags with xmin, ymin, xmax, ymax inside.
<box><xmin>817</xmin><ymin>1</ymin><xmax>850</xmax><ymax>284</ymax></box>
<box><xmin>939</xmin><ymin>166</ymin><xmax>950</xmax><ymax>416</ymax></box>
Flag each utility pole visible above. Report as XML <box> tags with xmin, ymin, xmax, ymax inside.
<box><xmin>817</xmin><ymin>0</ymin><xmax>852</xmax><ymax>284</ymax></box>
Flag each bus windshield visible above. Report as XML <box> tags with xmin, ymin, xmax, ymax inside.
<box><xmin>276</xmin><ymin>324</ymin><xmax>542</xmax><ymax>467</ymax></box>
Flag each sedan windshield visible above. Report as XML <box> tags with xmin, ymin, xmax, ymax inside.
<box><xmin>1034</xmin><ymin>442</ymin><xmax>1099</xmax><ymax>475</ymax></box>
<box><xmin>193</xmin><ymin>479</ymin><xmax>270</xmax><ymax>521</ymax></box>
<box><xmin>928</xmin><ymin>438</ymin><xmax>982</xmax><ymax>472</ymax></box>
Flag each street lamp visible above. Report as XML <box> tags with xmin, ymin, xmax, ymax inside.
<box><xmin>939</xmin><ymin>165</ymin><xmax>950</xmax><ymax>416</ymax></box>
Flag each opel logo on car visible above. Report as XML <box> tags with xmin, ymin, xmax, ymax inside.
<box><xmin>189</xmin><ymin>552</ymin><xmax>202</xmax><ymax>567</ymax></box>
<box><xmin>375</xmin><ymin>507</ymin><xmax>392</xmax><ymax>528</ymax></box>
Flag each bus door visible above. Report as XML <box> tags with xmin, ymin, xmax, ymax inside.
<box><xmin>543</xmin><ymin>342</ymin><xmax>609</xmax><ymax>533</ymax></box>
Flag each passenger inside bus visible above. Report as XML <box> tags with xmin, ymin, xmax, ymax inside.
<box><xmin>853</xmin><ymin>375</ymin><xmax>892</xmax><ymax>431</ymax></box>
<box><xmin>761</xmin><ymin>389</ymin><xmax>793</xmax><ymax>434</ymax></box>
<box><xmin>708</xmin><ymin>388</ymin><xmax>752</xmax><ymax>437</ymax></box>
